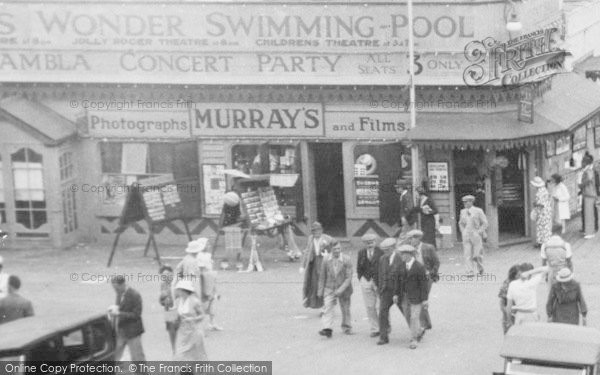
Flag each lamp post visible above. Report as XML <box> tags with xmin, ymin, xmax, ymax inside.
<box><xmin>407</xmin><ymin>0</ymin><xmax>420</xmax><ymax>194</ymax></box>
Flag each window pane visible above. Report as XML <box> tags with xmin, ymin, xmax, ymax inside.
<box><xmin>27</xmin><ymin>149</ymin><xmax>42</xmax><ymax>163</ymax></box>
<box><xmin>11</xmin><ymin>148</ymin><xmax>26</xmax><ymax>162</ymax></box>
<box><xmin>32</xmin><ymin>210</ymin><xmax>47</xmax><ymax>229</ymax></box>
<box><xmin>13</xmin><ymin>169</ymin><xmax>29</xmax><ymax>190</ymax></box>
<box><xmin>31</xmin><ymin>199</ymin><xmax>46</xmax><ymax>208</ymax></box>
<box><xmin>100</xmin><ymin>143</ymin><xmax>122</xmax><ymax>173</ymax></box>
<box><xmin>15</xmin><ymin>200</ymin><xmax>29</xmax><ymax>208</ymax></box>
<box><xmin>148</xmin><ymin>143</ymin><xmax>174</xmax><ymax>174</ymax></box>
<box><xmin>28</xmin><ymin>170</ymin><xmax>44</xmax><ymax>189</ymax></box>
<box><xmin>16</xmin><ymin>210</ymin><xmax>31</xmax><ymax>228</ymax></box>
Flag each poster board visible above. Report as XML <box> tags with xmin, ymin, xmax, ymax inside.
<box><xmin>545</xmin><ymin>139</ymin><xmax>556</xmax><ymax>158</ymax></box>
<box><xmin>571</xmin><ymin>126</ymin><xmax>587</xmax><ymax>151</ymax></box>
<box><xmin>555</xmin><ymin>135</ymin><xmax>570</xmax><ymax>155</ymax></box>
<box><xmin>427</xmin><ymin>162</ymin><xmax>450</xmax><ymax>192</ymax></box>
<box><xmin>595</xmin><ymin>127</ymin><xmax>600</xmax><ymax>148</ymax></box>
<box><xmin>202</xmin><ymin>164</ymin><xmax>226</xmax><ymax>216</ymax></box>
<box><xmin>355</xmin><ymin>177</ymin><xmax>380</xmax><ymax>207</ymax></box>
<box><xmin>518</xmin><ymin>84</ymin><xmax>534</xmax><ymax>123</ymax></box>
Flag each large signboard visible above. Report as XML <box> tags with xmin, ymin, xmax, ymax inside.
<box><xmin>191</xmin><ymin>103</ymin><xmax>324</xmax><ymax>138</ymax></box>
<box><xmin>86</xmin><ymin>108</ymin><xmax>191</xmax><ymax>138</ymax></box>
<box><xmin>0</xmin><ymin>2</ymin><xmax>507</xmax><ymax>84</ymax></box>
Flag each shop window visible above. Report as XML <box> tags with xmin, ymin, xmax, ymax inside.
<box><xmin>12</xmin><ymin>148</ymin><xmax>47</xmax><ymax>229</ymax></box>
<box><xmin>100</xmin><ymin>142</ymin><xmax>197</xmax><ymax>208</ymax></box>
<box><xmin>0</xmin><ymin>156</ymin><xmax>5</xmax><ymax>224</ymax></box>
<box><xmin>59</xmin><ymin>151</ymin><xmax>74</xmax><ymax>181</ymax></box>
<box><xmin>232</xmin><ymin>144</ymin><xmax>303</xmax><ymax>219</ymax></box>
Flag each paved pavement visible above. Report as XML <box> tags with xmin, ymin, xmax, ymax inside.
<box><xmin>0</xmin><ymin>223</ymin><xmax>598</xmax><ymax>375</ymax></box>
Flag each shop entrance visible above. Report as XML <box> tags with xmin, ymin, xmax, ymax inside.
<box><xmin>311</xmin><ymin>143</ymin><xmax>346</xmax><ymax>236</ymax></box>
<box><xmin>495</xmin><ymin>150</ymin><xmax>526</xmax><ymax>243</ymax></box>
<box><xmin>453</xmin><ymin>150</ymin><xmax>487</xmax><ymax>242</ymax></box>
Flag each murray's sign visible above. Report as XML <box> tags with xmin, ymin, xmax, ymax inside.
<box><xmin>191</xmin><ymin>103</ymin><xmax>324</xmax><ymax>137</ymax></box>
<box><xmin>463</xmin><ymin>27</ymin><xmax>570</xmax><ymax>86</ymax></box>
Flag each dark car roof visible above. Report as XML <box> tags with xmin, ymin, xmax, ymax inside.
<box><xmin>0</xmin><ymin>312</ymin><xmax>110</xmax><ymax>352</ymax></box>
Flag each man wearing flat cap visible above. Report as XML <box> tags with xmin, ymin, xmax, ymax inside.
<box><xmin>459</xmin><ymin>195</ymin><xmax>488</xmax><ymax>276</ymax></box>
<box><xmin>394</xmin><ymin>245</ymin><xmax>428</xmax><ymax>349</ymax></box>
<box><xmin>356</xmin><ymin>233</ymin><xmax>384</xmax><ymax>337</ymax></box>
<box><xmin>407</xmin><ymin>229</ymin><xmax>440</xmax><ymax>331</ymax></box>
<box><xmin>376</xmin><ymin>238</ymin><xmax>404</xmax><ymax>345</ymax></box>
<box><xmin>301</xmin><ymin>222</ymin><xmax>333</xmax><ymax>310</ymax></box>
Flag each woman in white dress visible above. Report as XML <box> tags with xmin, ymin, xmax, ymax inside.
<box><xmin>173</xmin><ymin>280</ymin><xmax>208</xmax><ymax>361</ymax></box>
<box><xmin>551</xmin><ymin>174</ymin><xmax>571</xmax><ymax>234</ymax></box>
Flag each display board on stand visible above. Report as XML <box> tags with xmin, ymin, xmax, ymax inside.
<box><xmin>107</xmin><ymin>174</ymin><xmax>202</xmax><ymax>267</ymax></box>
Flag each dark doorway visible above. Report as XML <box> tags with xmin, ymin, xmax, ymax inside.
<box><xmin>496</xmin><ymin>150</ymin><xmax>526</xmax><ymax>242</ymax></box>
<box><xmin>311</xmin><ymin>143</ymin><xmax>346</xmax><ymax>236</ymax></box>
<box><xmin>453</xmin><ymin>150</ymin><xmax>487</xmax><ymax>242</ymax></box>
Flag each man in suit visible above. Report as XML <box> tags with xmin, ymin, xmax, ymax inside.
<box><xmin>317</xmin><ymin>239</ymin><xmax>353</xmax><ymax>337</ymax></box>
<box><xmin>376</xmin><ymin>238</ymin><xmax>404</xmax><ymax>345</ymax></box>
<box><xmin>416</xmin><ymin>187</ymin><xmax>438</xmax><ymax>248</ymax></box>
<box><xmin>459</xmin><ymin>195</ymin><xmax>488</xmax><ymax>276</ymax></box>
<box><xmin>396</xmin><ymin>180</ymin><xmax>416</xmax><ymax>237</ymax></box>
<box><xmin>0</xmin><ymin>275</ymin><xmax>34</xmax><ymax>324</ymax></box>
<box><xmin>109</xmin><ymin>275</ymin><xmax>146</xmax><ymax>364</ymax></box>
<box><xmin>301</xmin><ymin>222</ymin><xmax>333</xmax><ymax>310</ymax></box>
<box><xmin>356</xmin><ymin>233</ymin><xmax>384</xmax><ymax>338</ymax></box>
<box><xmin>407</xmin><ymin>229</ymin><xmax>440</xmax><ymax>331</ymax></box>
<box><xmin>394</xmin><ymin>245</ymin><xmax>428</xmax><ymax>349</ymax></box>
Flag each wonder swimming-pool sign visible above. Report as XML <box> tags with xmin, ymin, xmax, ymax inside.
<box><xmin>462</xmin><ymin>27</ymin><xmax>570</xmax><ymax>86</ymax></box>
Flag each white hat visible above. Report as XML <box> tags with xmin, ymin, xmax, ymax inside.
<box><xmin>185</xmin><ymin>238</ymin><xmax>209</xmax><ymax>253</ymax></box>
<box><xmin>530</xmin><ymin>177</ymin><xmax>545</xmax><ymax>188</ymax></box>
<box><xmin>175</xmin><ymin>280</ymin><xmax>196</xmax><ymax>293</ymax></box>
<box><xmin>556</xmin><ymin>268</ymin><xmax>574</xmax><ymax>283</ymax></box>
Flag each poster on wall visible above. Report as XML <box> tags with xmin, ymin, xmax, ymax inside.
<box><xmin>427</xmin><ymin>162</ymin><xmax>450</xmax><ymax>192</ymax></box>
<box><xmin>595</xmin><ymin>127</ymin><xmax>600</xmax><ymax>148</ymax></box>
<box><xmin>202</xmin><ymin>164</ymin><xmax>227</xmax><ymax>216</ymax></box>
<box><xmin>355</xmin><ymin>178</ymin><xmax>380</xmax><ymax>207</ymax></box>
<box><xmin>555</xmin><ymin>136</ymin><xmax>571</xmax><ymax>155</ymax></box>
<box><xmin>571</xmin><ymin>126</ymin><xmax>587</xmax><ymax>151</ymax></box>
<box><xmin>545</xmin><ymin>139</ymin><xmax>556</xmax><ymax>158</ymax></box>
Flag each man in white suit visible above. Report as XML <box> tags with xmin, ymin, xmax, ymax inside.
<box><xmin>459</xmin><ymin>195</ymin><xmax>488</xmax><ymax>276</ymax></box>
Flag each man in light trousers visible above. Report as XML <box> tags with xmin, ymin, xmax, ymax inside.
<box><xmin>459</xmin><ymin>195</ymin><xmax>488</xmax><ymax>276</ymax></box>
<box><xmin>356</xmin><ymin>234</ymin><xmax>384</xmax><ymax>337</ymax></box>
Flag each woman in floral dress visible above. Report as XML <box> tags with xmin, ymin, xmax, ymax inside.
<box><xmin>531</xmin><ymin>177</ymin><xmax>553</xmax><ymax>247</ymax></box>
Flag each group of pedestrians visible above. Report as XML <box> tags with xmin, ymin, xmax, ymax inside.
<box><xmin>106</xmin><ymin>237</ymin><xmax>221</xmax><ymax>371</ymax></box>
<box><xmin>301</xmin><ymin>220</ymin><xmax>440</xmax><ymax>349</ymax></box>
<box><xmin>530</xmin><ymin>152</ymin><xmax>600</xmax><ymax>246</ymax></box>
<box><xmin>499</xmin><ymin>225</ymin><xmax>587</xmax><ymax>334</ymax></box>
<box><xmin>0</xmin><ymin>255</ymin><xmax>34</xmax><ymax>324</ymax></box>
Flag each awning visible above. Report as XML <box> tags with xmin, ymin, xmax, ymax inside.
<box><xmin>408</xmin><ymin>72</ymin><xmax>600</xmax><ymax>149</ymax></box>
<box><xmin>0</xmin><ymin>97</ymin><xmax>77</xmax><ymax>146</ymax></box>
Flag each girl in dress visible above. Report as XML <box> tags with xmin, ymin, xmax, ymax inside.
<box><xmin>173</xmin><ymin>280</ymin><xmax>208</xmax><ymax>361</ymax></box>
<box><xmin>530</xmin><ymin>177</ymin><xmax>553</xmax><ymax>248</ymax></box>
<box><xmin>551</xmin><ymin>174</ymin><xmax>571</xmax><ymax>234</ymax></box>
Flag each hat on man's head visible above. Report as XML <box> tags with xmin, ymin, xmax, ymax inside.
<box><xmin>311</xmin><ymin>222</ymin><xmax>323</xmax><ymax>232</ymax></box>
<box><xmin>462</xmin><ymin>195</ymin><xmax>475</xmax><ymax>202</ymax></box>
<box><xmin>397</xmin><ymin>244</ymin><xmax>416</xmax><ymax>253</ymax></box>
<box><xmin>556</xmin><ymin>268</ymin><xmax>574</xmax><ymax>283</ymax></box>
<box><xmin>406</xmin><ymin>229</ymin><xmax>424</xmax><ymax>239</ymax></box>
<box><xmin>185</xmin><ymin>238</ymin><xmax>208</xmax><ymax>253</ymax></box>
<box><xmin>361</xmin><ymin>233</ymin><xmax>378</xmax><ymax>242</ymax></box>
<box><xmin>379</xmin><ymin>238</ymin><xmax>397</xmax><ymax>249</ymax></box>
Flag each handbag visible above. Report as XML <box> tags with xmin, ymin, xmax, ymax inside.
<box><xmin>530</xmin><ymin>209</ymin><xmax>538</xmax><ymax>221</ymax></box>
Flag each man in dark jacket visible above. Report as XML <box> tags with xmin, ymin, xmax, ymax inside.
<box><xmin>394</xmin><ymin>245</ymin><xmax>428</xmax><ymax>349</ymax></box>
<box><xmin>109</xmin><ymin>275</ymin><xmax>146</xmax><ymax>363</ymax></box>
<box><xmin>376</xmin><ymin>238</ymin><xmax>404</xmax><ymax>345</ymax></box>
<box><xmin>407</xmin><ymin>229</ymin><xmax>440</xmax><ymax>330</ymax></box>
<box><xmin>357</xmin><ymin>233</ymin><xmax>384</xmax><ymax>338</ymax></box>
<box><xmin>0</xmin><ymin>276</ymin><xmax>33</xmax><ymax>324</ymax></box>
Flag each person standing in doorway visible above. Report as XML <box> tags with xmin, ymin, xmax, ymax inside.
<box><xmin>416</xmin><ymin>187</ymin><xmax>438</xmax><ymax>248</ymax></box>
<box><xmin>356</xmin><ymin>233</ymin><xmax>383</xmax><ymax>338</ymax></box>
<box><xmin>300</xmin><ymin>222</ymin><xmax>333</xmax><ymax>311</ymax></box>
<box><xmin>531</xmin><ymin>177</ymin><xmax>553</xmax><ymax>247</ymax></box>
<box><xmin>376</xmin><ymin>238</ymin><xmax>403</xmax><ymax>345</ymax></box>
<box><xmin>317</xmin><ymin>240</ymin><xmax>353</xmax><ymax>338</ymax></box>
<box><xmin>109</xmin><ymin>275</ymin><xmax>146</xmax><ymax>365</ymax></box>
<box><xmin>406</xmin><ymin>229</ymin><xmax>440</xmax><ymax>331</ymax></box>
<box><xmin>459</xmin><ymin>195</ymin><xmax>488</xmax><ymax>276</ymax></box>
<box><xmin>0</xmin><ymin>276</ymin><xmax>34</xmax><ymax>324</ymax></box>
<box><xmin>395</xmin><ymin>245</ymin><xmax>428</xmax><ymax>350</ymax></box>
<box><xmin>550</xmin><ymin>174</ymin><xmax>570</xmax><ymax>234</ymax></box>
<box><xmin>579</xmin><ymin>154</ymin><xmax>598</xmax><ymax>239</ymax></box>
